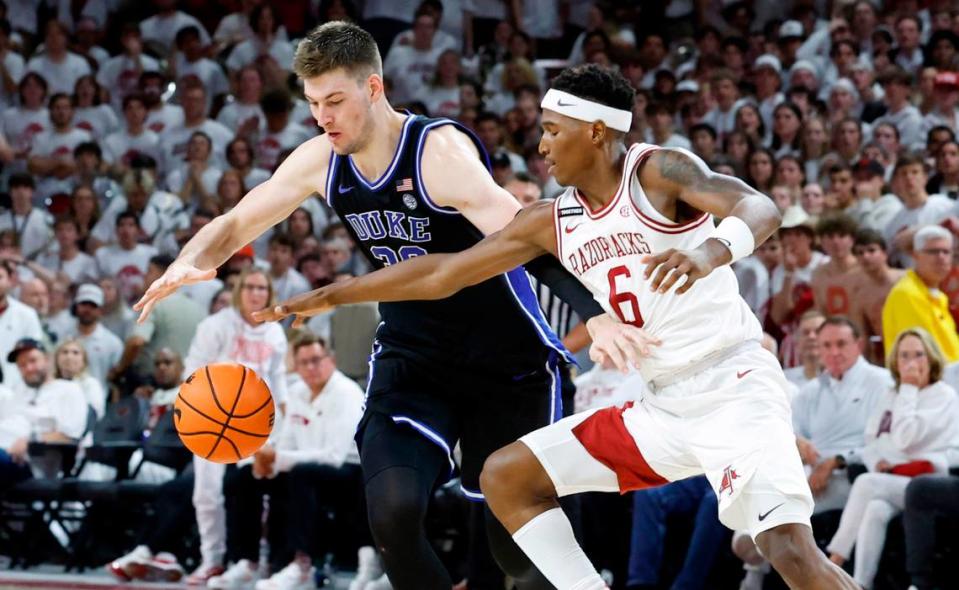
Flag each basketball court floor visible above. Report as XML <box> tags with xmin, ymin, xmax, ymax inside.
<box><xmin>0</xmin><ymin>566</ymin><xmax>354</xmax><ymax>589</ymax></box>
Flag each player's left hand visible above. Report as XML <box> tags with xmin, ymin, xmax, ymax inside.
<box><xmin>642</xmin><ymin>246</ymin><xmax>717</xmax><ymax>295</ymax></box>
<box><xmin>251</xmin><ymin>287</ymin><xmax>336</xmax><ymax>328</ymax></box>
<box><xmin>586</xmin><ymin>314</ymin><xmax>661</xmax><ymax>373</ymax></box>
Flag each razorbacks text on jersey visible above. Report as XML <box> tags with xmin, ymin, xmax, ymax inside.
<box><xmin>325</xmin><ymin>114</ymin><xmax>571</xmax><ymax>373</ymax></box>
<box><xmin>553</xmin><ymin>143</ymin><xmax>762</xmax><ymax>384</ymax></box>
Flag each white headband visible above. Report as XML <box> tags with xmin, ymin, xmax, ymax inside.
<box><xmin>540</xmin><ymin>89</ymin><xmax>633</xmax><ymax>132</ymax></box>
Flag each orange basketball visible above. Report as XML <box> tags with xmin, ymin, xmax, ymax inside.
<box><xmin>173</xmin><ymin>363</ymin><xmax>275</xmax><ymax>464</ymax></box>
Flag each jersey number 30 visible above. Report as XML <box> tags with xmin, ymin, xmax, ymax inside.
<box><xmin>607</xmin><ymin>265</ymin><xmax>644</xmax><ymax>327</ymax></box>
<box><xmin>370</xmin><ymin>245</ymin><xmax>428</xmax><ymax>267</ymax></box>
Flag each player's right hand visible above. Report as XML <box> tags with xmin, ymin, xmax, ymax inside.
<box><xmin>133</xmin><ymin>261</ymin><xmax>217</xmax><ymax>324</ymax></box>
<box><xmin>251</xmin><ymin>287</ymin><xmax>336</xmax><ymax>328</ymax></box>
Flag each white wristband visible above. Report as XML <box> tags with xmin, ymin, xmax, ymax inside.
<box><xmin>708</xmin><ymin>216</ymin><xmax>755</xmax><ymax>263</ymax></box>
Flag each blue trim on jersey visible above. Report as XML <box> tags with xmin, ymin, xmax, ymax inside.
<box><xmin>324</xmin><ymin>148</ymin><xmax>339</xmax><ymax>206</ymax></box>
<box><xmin>347</xmin><ymin>115</ymin><xmax>417</xmax><ymax>190</ymax></box>
<box><xmin>502</xmin><ymin>268</ymin><xmax>575</xmax><ymax>364</ymax></box>
<box><xmin>461</xmin><ymin>486</ymin><xmax>485</xmax><ymax>502</ymax></box>
<box><xmin>413</xmin><ymin>118</ymin><xmax>492</xmax><ymax>215</ymax></box>
<box><xmin>547</xmin><ymin>352</ymin><xmax>562</xmax><ymax>423</ymax></box>
<box><xmin>391</xmin><ymin>415</ymin><xmax>456</xmax><ymax>479</ymax></box>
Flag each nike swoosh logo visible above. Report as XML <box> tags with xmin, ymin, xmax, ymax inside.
<box><xmin>758</xmin><ymin>502</ymin><xmax>785</xmax><ymax>521</ymax></box>
<box><xmin>338</xmin><ymin>184</ymin><xmax>354</xmax><ymax>194</ymax></box>
<box><xmin>737</xmin><ymin>369</ymin><xmax>754</xmax><ymax>379</ymax></box>
<box><xmin>564</xmin><ymin>223</ymin><xmax>582</xmax><ymax>234</ymax></box>
<box><xmin>557</xmin><ymin>99</ymin><xmax>576</xmax><ymax>107</ymax></box>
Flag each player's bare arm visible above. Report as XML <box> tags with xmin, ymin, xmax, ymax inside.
<box><xmin>252</xmin><ymin>201</ymin><xmax>556</xmax><ymax>324</ymax></box>
<box><xmin>133</xmin><ymin>134</ymin><xmax>333</xmax><ymax>322</ymax></box>
<box><xmin>639</xmin><ymin>148</ymin><xmax>782</xmax><ymax>294</ymax></box>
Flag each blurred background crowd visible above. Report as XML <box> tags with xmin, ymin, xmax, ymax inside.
<box><xmin>1</xmin><ymin>1</ymin><xmax>959</xmax><ymax>589</ymax></box>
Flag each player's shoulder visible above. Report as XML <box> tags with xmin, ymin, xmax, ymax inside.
<box><xmin>420</xmin><ymin>121</ymin><xmax>477</xmax><ymax>158</ymax></box>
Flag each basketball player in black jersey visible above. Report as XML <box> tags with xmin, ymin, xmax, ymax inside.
<box><xmin>134</xmin><ymin>22</ymin><xmax>644</xmax><ymax>590</ymax></box>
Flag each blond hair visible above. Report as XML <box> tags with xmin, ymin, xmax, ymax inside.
<box><xmin>888</xmin><ymin>327</ymin><xmax>945</xmax><ymax>387</ymax></box>
<box><xmin>231</xmin><ymin>267</ymin><xmax>276</xmax><ymax>313</ymax></box>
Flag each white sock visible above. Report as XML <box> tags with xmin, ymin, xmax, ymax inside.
<box><xmin>512</xmin><ymin>508</ymin><xmax>606</xmax><ymax>590</ymax></box>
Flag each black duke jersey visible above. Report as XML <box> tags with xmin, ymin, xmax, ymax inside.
<box><xmin>325</xmin><ymin>115</ymin><xmax>570</xmax><ymax>373</ymax></box>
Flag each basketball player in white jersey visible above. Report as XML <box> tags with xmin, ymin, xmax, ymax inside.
<box><xmin>256</xmin><ymin>64</ymin><xmax>858</xmax><ymax>590</ymax></box>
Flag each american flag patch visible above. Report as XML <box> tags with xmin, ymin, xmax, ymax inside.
<box><xmin>396</xmin><ymin>177</ymin><xmax>413</xmax><ymax>192</ymax></box>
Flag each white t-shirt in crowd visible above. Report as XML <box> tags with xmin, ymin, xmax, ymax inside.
<box><xmin>215</xmin><ymin>100</ymin><xmax>264</xmax><ymax>134</ymax></box>
<box><xmin>13</xmin><ymin>378</ymin><xmax>89</xmax><ymax>440</ymax></box>
<box><xmin>271</xmin><ymin>267</ymin><xmax>311</xmax><ymax>304</ymax></box>
<box><xmin>423</xmin><ymin>86</ymin><xmax>461</xmax><ymax>119</ymax></box>
<box><xmin>97</xmin><ymin>54</ymin><xmax>161</xmax><ymax>111</ymax></box>
<box><xmin>0</xmin><ymin>51</ymin><xmax>25</xmax><ymax>112</ymax></box>
<box><xmin>64</xmin><ymin>322</ymin><xmax>123</xmax><ymax>390</ymax></box>
<box><xmin>255</xmin><ymin>122</ymin><xmax>313</xmax><ymax>171</ymax></box>
<box><xmin>139</xmin><ymin>11</ymin><xmax>211</xmax><ymax>53</ymax></box>
<box><xmin>183</xmin><ymin>306</ymin><xmax>289</xmax><ymax>403</ymax></box>
<box><xmin>102</xmin><ymin>128</ymin><xmax>162</xmax><ymax>167</ymax></box>
<box><xmin>145</xmin><ymin>104</ymin><xmax>185</xmax><ymax>137</ymax></box>
<box><xmin>0</xmin><ymin>298</ymin><xmax>45</xmax><ymax>391</ymax></box>
<box><xmin>73</xmin><ymin>105</ymin><xmax>119</xmax><ymax>140</ymax></box>
<box><xmin>2</xmin><ymin>106</ymin><xmax>49</xmax><ymax>154</ymax></box>
<box><xmin>225</xmin><ymin>38</ymin><xmax>295</xmax><ymax>72</ymax></box>
<box><xmin>0</xmin><ymin>208</ymin><xmax>53</xmax><ymax>259</ymax></box>
<box><xmin>161</xmin><ymin>119</ymin><xmax>233</xmax><ymax>171</ymax></box>
<box><xmin>883</xmin><ymin>194</ymin><xmax>957</xmax><ymax>267</ymax></box>
<box><xmin>273</xmin><ymin>370</ymin><xmax>365</xmax><ymax>471</ymax></box>
<box><xmin>35</xmin><ymin>248</ymin><xmax>98</xmax><ymax>285</ymax></box>
<box><xmin>384</xmin><ymin>44</ymin><xmax>445</xmax><ymax>105</ymax></box>
<box><xmin>174</xmin><ymin>56</ymin><xmax>230</xmax><ymax>101</ymax></box>
<box><xmin>30</xmin><ymin>127</ymin><xmax>94</xmax><ymax>200</ymax></box>
<box><xmin>25</xmin><ymin>52</ymin><xmax>91</xmax><ymax>95</ymax></box>
<box><xmin>94</xmin><ymin>243</ymin><xmax>158</xmax><ymax>303</ymax></box>
<box><xmin>771</xmin><ymin>251</ymin><xmax>829</xmax><ymax>295</ymax></box>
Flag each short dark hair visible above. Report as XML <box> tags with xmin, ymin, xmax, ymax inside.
<box><xmin>928</xmin><ymin>125</ymin><xmax>956</xmax><ymax>143</ymax></box>
<box><xmin>8</xmin><ymin>173</ymin><xmax>34</xmax><ymax>189</ymax></box>
<box><xmin>293</xmin><ymin>21</ymin><xmax>382</xmax><ymax>79</ymax></box>
<box><xmin>689</xmin><ymin>123</ymin><xmax>718</xmax><ymax>141</ymax></box>
<box><xmin>48</xmin><ymin>92</ymin><xmax>71</xmax><ymax>108</ymax></box>
<box><xmin>550</xmin><ymin>64</ymin><xmax>635</xmax><ymax>113</ymax></box>
<box><xmin>260</xmin><ymin>89</ymin><xmax>293</xmax><ymax>114</ymax></box>
<box><xmin>122</xmin><ymin>92</ymin><xmax>147</xmax><ymax>110</ymax></box>
<box><xmin>175</xmin><ymin>25</ymin><xmax>200</xmax><ymax>46</ymax></box>
<box><xmin>828</xmin><ymin>162</ymin><xmax>852</xmax><ymax>176</ymax></box>
<box><xmin>475</xmin><ymin>111</ymin><xmax>501</xmax><ymax>126</ymax></box>
<box><xmin>74</xmin><ymin>141</ymin><xmax>101</xmax><ymax>159</ymax></box>
<box><xmin>854</xmin><ymin>228</ymin><xmax>887</xmax><ymax>251</ymax></box>
<box><xmin>116</xmin><ymin>210</ymin><xmax>140</xmax><ymax>228</ymax></box>
<box><xmin>646</xmin><ymin>101</ymin><xmax>673</xmax><ymax>117</ymax></box>
<box><xmin>893</xmin><ymin>152</ymin><xmax>927</xmax><ymax>176</ymax></box>
<box><xmin>53</xmin><ymin>214</ymin><xmax>79</xmax><ymax>232</ymax></box>
<box><xmin>150</xmin><ymin>254</ymin><xmax>175</xmax><ymax>271</ymax></box>
<box><xmin>269</xmin><ymin>232</ymin><xmax>295</xmax><ymax>249</ymax></box>
<box><xmin>292</xmin><ymin>331</ymin><xmax>328</xmax><ymax>356</ymax></box>
<box><xmin>878</xmin><ymin>65</ymin><xmax>913</xmax><ymax>87</ymax></box>
<box><xmin>818</xmin><ymin>315</ymin><xmax>861</xmax><ymax>338</ymax></box>
<box><xmin>816</xmin><ymin>213</ymin><xmax>858</xmax><ymax>238</ymax></box>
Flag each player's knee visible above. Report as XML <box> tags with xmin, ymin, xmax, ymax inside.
<box><xmin>756</xmin><ymin>524</ymin><xmax>817</xmax><ymax>578</ymax></box>
<box><xmin>480</xmin><ymin>442</ymin><xmax>549</xmax><ymax>503</ymax></box>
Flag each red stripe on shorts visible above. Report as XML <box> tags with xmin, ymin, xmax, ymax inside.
<box><xmin>571</xmin><ymin>402</ymin><xmax>669</xmax><ymax>493</ymax></box>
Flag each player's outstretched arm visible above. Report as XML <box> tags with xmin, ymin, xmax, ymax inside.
<box><xmin>639</xmin><ymin>148</ymin><xmax>782</xmax><ymax>294</ymax></box>
<box><xmin>252</xmin><ymin>202</ymin><xmax>555</xmax><ymax>325</ymax></box>
<box><xmin>134</xmin><ymin>136</ymin><xmax>332</xmax><ymax>323</ymax></box>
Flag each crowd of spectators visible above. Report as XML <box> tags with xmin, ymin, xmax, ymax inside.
<box><xmin>0</xmin><ymin>0</ymin><xmax>958</xmax><ymax>589</ymax></box>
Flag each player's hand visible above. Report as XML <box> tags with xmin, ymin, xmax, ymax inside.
<box><xmin>899</xmin><ymin>360</ymin><xmax>923</xmax><ymax>387</ymax></box>
<box><xmin>796</xmin><ymin>436</ymin><xmax>820</xmax><ymax>466</ymax></box>
<box><xmin>808</xmin><ymin>458</ymin><xmax>835</xmax><ymax>495</ymax></box>
<box><xmin>875</xmin><ymin>459</ymin><xmax>893</xmax><ymax>473</ymax></box>
<box><xmin>642</xmin><ymin>247</ymin><xmax>716</xmax><ymax>295</ymax></box>
<box><xmin>251</xmin><ymin>287</ymin><xmax>336</xmax><ymax>328</ymax></box>
<box><xmin>133</xmin><ymin>260</ymin><xmax>217</xmax><ymax>324</ymax></box>
<box><xmin>586</xmin><ymin>314</ymin><xmax>661</xmax><ymax>374</ymax></box>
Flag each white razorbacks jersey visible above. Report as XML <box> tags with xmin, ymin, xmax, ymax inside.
<box><xmin>553</xmin><ymin>143</ymin><xmax>762</xmax><ymax>384</ymax></box>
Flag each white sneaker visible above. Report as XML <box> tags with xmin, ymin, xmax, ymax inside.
<box><xmin>143</xmin><ymin>552</ymin><xmax>185</xmax><ymax>582</ymax></box>
<box><xmin>365</xmin><ymin>573</ymin><xmax>392</xmax><ymax>590</ymax></box>
<box><xmin>207</xmin><ymin>559</ymin><xmax>262</xmax><ymax>589</ymax></box>
<box><xmin>254</xmin><ymin>562</ymin><xmax>317</xmax><ymax>590</ymax></box>
<box><xmin>185</xmin><ymin>562</ymin><xmax>225</xmax><ymax>586</ymax></box>
<box><xmin>349</xmin><ymin>546</ymin><xmax>383</xmax><ymax>590</ymax></box>
<box><xmin>107</xmin><ymin>545</ymin><xmax>153</xmax><ymax>581</ymax></box>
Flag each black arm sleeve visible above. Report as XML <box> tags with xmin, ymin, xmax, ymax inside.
<box><xmin>524</xmin><ymin>255</ymin><xmax>605</xmax><ymax>321</ymax></box>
